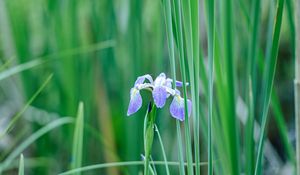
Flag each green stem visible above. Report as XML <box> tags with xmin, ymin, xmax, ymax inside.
<box><xmin>143</xmin><ymin>103</ymin><xmax>157</xmax><ymax>175</ymax></box>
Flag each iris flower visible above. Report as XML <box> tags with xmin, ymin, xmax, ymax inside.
<box><xmin>127</xmin><ymin>73</ymin><xmax>192</xmax><ymax>121</ymax></box>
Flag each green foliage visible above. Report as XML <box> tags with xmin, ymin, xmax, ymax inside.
<box><xmin>0</xmin><ymin>0</ymin><xmax>296</xmax><ymax>174</ymax></box>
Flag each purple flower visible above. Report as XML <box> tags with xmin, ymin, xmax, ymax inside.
<box><xmin>170</xmin><ymin>92</ymin><xmax>192</xmax><ymax>121</ymax></box>
<box><xmin>127</xmin><ymin>73</ymin><xmax>192</xmax><ymax>121</ymax></box>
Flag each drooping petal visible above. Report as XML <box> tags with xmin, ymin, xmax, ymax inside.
<box><xmin>169</xmin><ymin>95</ymin><xmax>192</xmax><ymax>121</ymax></box>
<box><xmin>134</xmin><ymin>74</ymin><xmax>153</xmax><ymax>86</ymax></box>
<box><xmin>152</xmin><ymin>86</ymin><xmax>168</xmax><ymax>108</ymax></box>
<box><xmin>127</xmin><ymin>88</ymin><xmax>143</xmax><ymax>116</ymax></box>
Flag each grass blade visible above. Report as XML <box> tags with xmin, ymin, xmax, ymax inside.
<box><xmin>0</xmin><ymin>117</ymin><xmax>74</xmax><ymax>172</ymax></box>
<box><xmin>0</xmin><ymin>40</ymin><xmax>114</xmax><ymax>81</ymax></box>
<box><xmin>254</xmin><ymin>0</ymin><xmax>285</xmax><ymax>174</ymax></box>
<box><xmin>154</xmin><ymin>125</ymin><xmax>170</xmax><ymax>175</ymax></box>
<box><xmin>0</xmin><ymin>74</ymin><xmax>53</xmax><ymax>138</ymax></box>
<box><xmin>163</xmin><ymin>0</ymin><xmax>185</xmax><ymax>173</ymax></box>
<box><xmin>59</xmin><ymin>161</ymin><xmax>209</xmax><ymax>175</ymax></box>
<box><xmin>204</xmin><ymin>0</ymin><xmax>215</xmax><ymax>174</ymax></box>
<box><xmin>220</xmin><ymin>0</ymin><xmax>240</xmax><ymax>173</ymax></box>
<box><xmin>245</xmin><ymin>0</ymin><xmax>261</xmax><ymax>173</ymax></box>
<box><xmin>18</xmin><ymin>154</ymin><xmax>24</xmax><ymax>175</ymax></box>
<box><xmin>295</xmin><ymin>0</ymin><xmax>300</xmax><ymax>173</ymax></box>
<box><xmin>175</xmin><ymin>0</ymin><xmax>194</xmax><ymax>174</ymax></box>
<box><xmin>71</xmin><ymin>102</ymin><xmax>84</xmax><ymax>174</ymax></box>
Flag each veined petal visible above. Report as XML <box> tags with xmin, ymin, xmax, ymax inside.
<box><xmin>134</xmin><ymin>74</ymin><xmax>153</xmax><ymax>86</ymax></box>
<box><xmin>127</xmin><ymin>88</ymin><xmax>143</xmax><ymax>116</ymax></box>
<box><xmin>154</xmin><ymin>73</ymin><xmax>166</xmax><ymax>86</ymax></box>
<box><xmin>166</xmin><ymin>78</ymin><xmax>172</xmax><ymax>88</ymax></box>
<box><xmin>152</xmin><ymin>86</ymin><xmax>168</xmax><ymax>108</ymax></box>
<box><xmin>169</xmin><ymin>95</ymin><xmax>192</xmax><ymax>121</ymax></box>
<box><xmin>165</xmin><ymin>86</ymin><xmax>177</xmax><ymax>96</ymax></box>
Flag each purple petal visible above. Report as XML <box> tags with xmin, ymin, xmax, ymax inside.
<box><xmin>127</xmin><ymin>88</ymin><xmax>143</xmax><ymax>116</ymax></box>
<box><xmin>166</xmin><ymin>78</ymin><xmax>189</xmax><ymax>87</ymax></box>
<box><xmin>134</xmin><ymin>74</ymin><xmax>153</xmax><ymax>86</ymax></box>
<box><xmin>166</xmin><ymin>78</ymin><xmax>172</xmax><ymax>88</ymax></box>
<box><xmin>176</xmin><ymin>81</ymin><xmax>189</xmax><ymax>87</ymax></box>
<box><xmin>152</xmin><ymin>86</ymin><xmax>168</xmax><ymax>108</ymax></box>
<box><xmin>169</xmin><ymin>96</ymin><xmax>192</xmax><ymax>121</ymax></box>
<box><xmin>154</xmin><ymin>73</ymin><xmax>166</xmax><ymax>86</ymax></box>
<box><xmin>176</xmin><ymin>81</ymin><xmax>183</xmax><ymax>87</ymax></box>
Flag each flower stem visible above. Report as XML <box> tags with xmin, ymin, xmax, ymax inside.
<box><xmin>143</xmin><ymin>103</ymin><xmax>157</xmax><ymax>175</ymax></box>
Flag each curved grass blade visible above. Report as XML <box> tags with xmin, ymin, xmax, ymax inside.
<box><xmin>59</xmin><ymin>161</ymin><xmax>209</xmax><ymax>175</ymax></box>
<box><xmin>0</xmin><ymin>74</ymin><xmax>53</xmax><ymax>139</ymax></box>
<box><xmin>0</xmin><ymin>56</ymin><xmax>15</xmax><ymax>72</ymax></box>
<box><xmin>5</xmin><ymin>157</ymin><xmax>52</xmax><ymax>171</ymax></box>
<box><xmin>0</xmin><ymin>40</ymin><xmax>115</xmax><ymax>81</ymax></box>
<box><xmin>254</xmin><ymin>0</ymin><xmax>285</xmax><ymax>174</ymax></box>
<box><xmin>0</xmin><ymin>117</ymin><xmax>74</xmax><ymax>172</ymax></box>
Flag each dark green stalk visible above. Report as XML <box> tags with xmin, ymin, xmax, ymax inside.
<box><xmin>271</xmin><ymin>90</ymin><xmax>295</xmax><ymax>163</ymax></box>
<box><xmin>256</xmin><ymin>49</ymin><xmax>295</xmax><ymax>166</ymax></box>
<box><xmin>254</xmin><ymin>0</ymin><xmax>285</xmax><ymax>174</ymax></box>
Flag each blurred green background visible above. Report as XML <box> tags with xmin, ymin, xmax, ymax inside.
<box><xmin>0</xmin><ymin>0</ymin><xmax>295</xmax><ymax>174</ymax></box>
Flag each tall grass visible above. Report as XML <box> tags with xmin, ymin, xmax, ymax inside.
<box><xmin>0</xmin><ymin>0</ymin><xmax>297</xmax><ymax>174</ymax></box>
<box><xmin>295</xmin><ymin>0</ymin><xmax>300</xmax><ymax>174</ymax></box>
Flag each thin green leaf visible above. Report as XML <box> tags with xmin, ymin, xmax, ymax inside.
<box><xmin>154</xmin><ymin>125</ymin><xmax>170</xmax><ymax>175</ymax></box>
<box><xmin>18</xmin><ymin>154</ymin><xmax>24</xmax><ymax>175</ymax></box>
<box><xmin>0</xmin><ymin>40</ymin><xmax>114</xmax><ymax>81</ymax></box>
<box><xmin>59</xmin><ymin>161</ymin><xmax>209</xmax><ymax>175</ymax></box>
<box><xmin>163</xmin><ymin>0</ymin><xmax>185</xmax><ymax>173</ymax></box>
<box><xmin>71</xmin><ymin>102</ymin><xmax>84</xmax><ymax>174</ymax></box>
<box><xmin>0</xmin><ymin>117</ymin><xmax>74</xmax><ymax>172</ymax></box>
<box><xmin>254</xmin><ymin>0</ymin><xmax>285</xmax><ymax>174</ymax></box>
<box><xmin>0</xmin><ymin>74</ymin><xmax>53</xmax><ymax>139</ymax></box>
<box><xmin>174</xmin><ymin>0</ymin><xmax>194</xmax><ymax>174</ymax></box>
